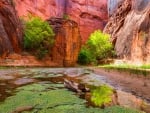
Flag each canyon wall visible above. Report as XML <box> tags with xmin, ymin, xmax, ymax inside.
<box><xmin>14</xmin><ymin>0</ymin><xmax>66</xmax><ymax>19</ymax></box>
<box><xmin>105</xmin><ymin>0</ymin><xmax>150</xmax><ymax>64</ymax></box>
<box><xmin>14</xmin><ymin>0</ymin><xmax>108</xmax><ymax>42</ymax></box>
<box><xmin>108</xmin><ymin>0</ymin><xmax>124</xmax><ymax>16</ymax></box>
<box><xmin>0</xmin><ymin>0</ymin><xmax>22</xmax><ymax>57</ymax></box>
<box><xmin>48</xmin><ymin>18</ymin><xmax>81</xmax><ymax>67</ymax></box>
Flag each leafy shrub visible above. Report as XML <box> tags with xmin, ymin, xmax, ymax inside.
<box><xmin>78</xmin><ymin>47</ymin><xmax>93</xmax><ymax>65</ymax></box>
<box><xmin>36</xmin><ymin>47</ymin><xmax>48</xmax><ymax>59</ymax></box>
<box><xmin>78</xmin><ymin>30</ymin><xmax>115</xmax><ymax>65</ymax></box>
<box><xmin>87</xmin><ymin>30</ymin><xmax>114</xmax><ymax>60</ymax></box>
<box><xmin>23</xmin><ymin>16</ymin><xmax>55</xmax><ymax>59</ymax></box>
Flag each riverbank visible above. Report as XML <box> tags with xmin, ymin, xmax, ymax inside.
<box><xmin>91</xmin><ymin>67</ymin><xmax>150</xmax><ymax>103</ymax></box>
<box><xmin>0</xmin><ymin>53</ymin><xmax>60</xmax><ymax>67</ymax></box>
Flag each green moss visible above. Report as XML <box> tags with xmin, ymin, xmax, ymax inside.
<box><xmin>90</xmin><ymin>85</ymin><xmax>113</xmax><ymax>107</ymax></box>
<box><xmin>0</xmin><ymin>83</ymin><xmax>84</xmax><ymax>113</ymax></box>
<box><xmin>0</xmin><ymin>83</ymin><xmax>143</xmax><ymax>113</ymax></box>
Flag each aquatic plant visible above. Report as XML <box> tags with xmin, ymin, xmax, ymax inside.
<box><xmin>91</xmin><ymin>85</ymin><xmax>114</xmax><ymax>107</ymax></box>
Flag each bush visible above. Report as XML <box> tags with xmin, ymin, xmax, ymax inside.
<box><xmin>78</xmin><ymin>47</ymin><xmax>93</xmax><ymax>65</ymax></box>
<box><xmin>78</xmin><ymin>30</ymin><xmax>114</xmax><ymax>65</ymax></box>
<box><xmin>23</xmin><ymin>17</ymin><xmax>55</xmax><ymax>59</ymax></box>
<box><xmin>87</xmin><ymin>30</ymin><xmax>114</xmax><ymax>60</ymax></box>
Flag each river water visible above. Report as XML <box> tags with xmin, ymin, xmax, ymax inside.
<box><xmin>0</xmin><ymin>68</ymin><xmax>149</xmax><ymax>113</ymax></box>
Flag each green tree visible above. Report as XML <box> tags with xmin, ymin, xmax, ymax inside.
<box><xmin>87</xmin><ymin>30</ymin><xmax>114</xmax><ymax>60</ymax></box>
<box><xmin>78</xmin><ymin>30</ymin><xmax>114</xmax><ymax>65</ymax></box>
<box><xmin>24</xmin><ymin>17</ymin><xmax>55</xmax><ymax>59</ymax></box>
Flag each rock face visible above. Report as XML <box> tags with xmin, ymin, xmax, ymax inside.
<box><xmin>67</xmin><ymin>0</ymin><xmax>108</xmax><ymax>42</ymax></box>
<box><xmin>14</xmin><ymin>0</ymin><xmax>66</xmax><ymax>20</ymax></box>
<box><xmin>48</xmin><ymin>18</ymin><xmax>81</xmax><ymax>67</ymax></box>
<box><xmin>108</xmin><ymin>0</ymin><xmax>124</xmax><ymax>16</ymax></box>
<box><xmin>0</xmin><ymin>0</ymin><xmax>22</xmax><ymax>57</ymax></box>
<box><xmin>14</xmin><ymin>0</ymin><xmax>108</xmax><ymax>42</ymax></box>
<box><xmin>104</xmin><ymin>0</ymin><xmax>150</xmax><ymax>64</ymax></box>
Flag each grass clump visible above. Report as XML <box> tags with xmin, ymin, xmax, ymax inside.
<box><xmin>100</xmin><ymin>63</ymin><xmax>150</xmax><ymax>76</ymax></box>
<box><xmin>23</xmin><ymin>16</ymin><xmax>55</xmax><ymax>59</ymax></box>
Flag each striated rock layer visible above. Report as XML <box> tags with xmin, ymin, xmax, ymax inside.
<box><xmin>0</xmin><ymin>0</ymin><xmax>22</xmax><ymax>57</ymax></box>
<box><xmin>108</xmin><ymin>0</ymin><xmax>124</xmax><ymax>16</ymax></box>
<box><xmin>105</xmin><ymin>0</ymin><xmax>150</xmax><ymax>64</ymax></box>
<box><xmin>48</xmin><ymin>18</ymin><xmax>81</xmax><ymax>67</ymax></box>
<box><xmin>14</xmin><ymin>0</ymin><xmax>108</xmax><ymax>42</ymax></box>
<box><xmin>67</xmin><ymin>0</ymin><xmax>108</xmax><ymax>42</ymax></box>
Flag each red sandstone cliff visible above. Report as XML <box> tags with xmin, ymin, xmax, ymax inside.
<box><xmin>105</xmin><ymin>0</ymin><xmax>150</xmax><ymax>64</ymax></box>
<box><xmin>67</xmin><ymin>0</ymin><xmax>108</xmax><ymax>42</ymax></box>
<box><xmin>14</xmin><ymin>0</ymin><xmax>108</xmax><ymax>42</ymax></box>
<box><xmin>48</xmin><ymin>18</ymin><xmax>81</xmax><ymax>67</ymax></box>
<box><xmin>0</xmin><ymin>0</ymin><xmax>22</xmax><ymax>57</ymax></box>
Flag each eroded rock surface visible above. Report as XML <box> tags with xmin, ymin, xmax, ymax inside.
<box><xmin>48</xmin><ymin>18</ymin><xmax>81</xmax><ymax>67</ymax></box>
<box><xmin>14</xmin><ymin>0</ymin><xmax>66</xmax><ymax>20</ymax></box>
<box><xmin>108</xmin><ymin>0</ymin><xmax>124</xmax><ymax>16</ymax></box>
<box><xmin>14</xmin><ymin>0</ymin><xmax>108</xmax><ymax>42</ymax></box>
<box><xmin>104</xmin><ymin>0</ymin><xmax>150</xmax><ymax>64</ymax></box>
<box><xmin>0</xmin><ymin>0</ymin><xmax>22</xmax><ymax>57</ymax></box>
<box><xmin>67</xmin><ymin>0</ymin><xmax>108</xmax><ymax>42</ymax></box>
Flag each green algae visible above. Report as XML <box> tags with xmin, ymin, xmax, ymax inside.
<box><xmin>0</xmin><ymin>68</ymin><xmax>145</xmax><ymax>113</ymax></box>
<box><xmin>90</xmin><ymin>85</ymin><xmax>114</xmax><ymax>107</ymax></box>
<box><xmin>0</xmin><ymin>83</ymin><xmax>143</xmax><ymax>113</ymax></box>
<box><xmin>0</xmin><ymin>83</ymin><xmax>85</xmax><ymax>113</ymax></box>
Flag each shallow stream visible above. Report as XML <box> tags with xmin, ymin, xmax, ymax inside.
<box><xmin>0</xmin><ymin>68</ymin><xmax>149</xmax><ymax>113</ymax></box>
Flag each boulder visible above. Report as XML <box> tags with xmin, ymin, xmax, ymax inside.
<box><xmin>104</xmin><ymin>0</ymin><xmax>150</xmax><ymax>64</ymax></box>
<box><xmin>48</xmin><ymin>18</ymin><xmax>81</xmax><ymax>67</ymax></box>
<box><xmin>0</xmin><ymin>0</ymin><xmax>22</xmax><ymax>57</ymax></box>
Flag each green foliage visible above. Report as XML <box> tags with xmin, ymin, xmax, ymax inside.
<box><xmin>91</xmin><ymin>85</ymin><xmax>113</xmax><ymax>107</ymax></box>
<box><xmin>78</xmin><ymin>47</ymin><xmax>95</xmax><ymax>65</ymax></box>
<box><xmin>23</xmin><ymin>16</ymin><xmax>55</xmax><ymax>59</ymax></box>
<box><xmin>87</xmin><ymin>30</ymin><xmax>114</xmax><ymax>60</ymax></box>
<box><xmin>78</xmin><ymin>30</ymin><xmax>115</xmax><ymax>65</ymax></box>
<box><xmin>36</xmin><ymin>47</ymin><xmax>48</xmax><ymax>59</ymax></box>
